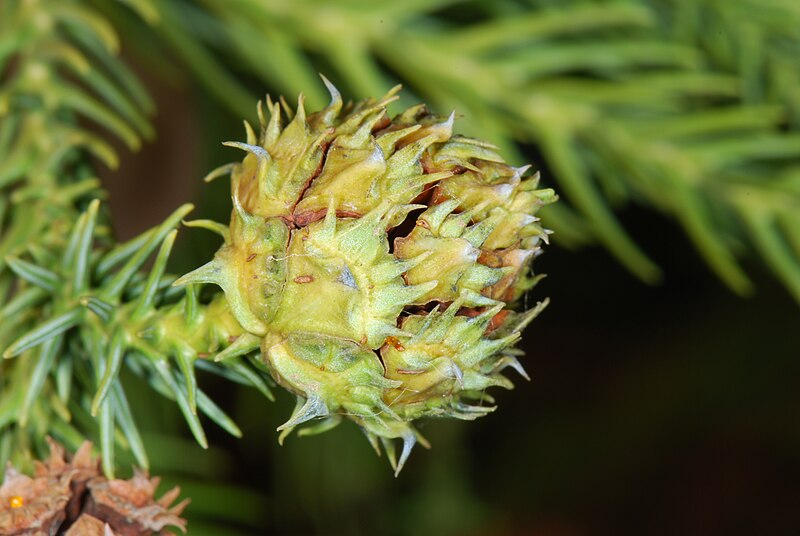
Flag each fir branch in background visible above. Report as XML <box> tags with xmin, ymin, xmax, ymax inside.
<box><xmin>0</xmin><ymin>0</ymin><xmax>150</xmax><ymax>468</ymax></box>
<box><xmin>0</xmin><ymin>0</ymin><xmax>273</xmax><ymax>476</ymax></box>
<box><xmin>136</xmin><ymin>0</ymin><xmax>800</xmax><ymax>300</ymax></box>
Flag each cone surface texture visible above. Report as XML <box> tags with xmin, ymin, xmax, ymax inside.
<box><xmin>179</xmin><ymin>81</ymin><xmax>556</xmax><ymax>474</ymax></box>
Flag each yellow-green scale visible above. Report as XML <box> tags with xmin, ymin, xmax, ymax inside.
<box><xmin>267</xmin><ymin>222</ymin><xmax>367</xmax><ymax>344</ymax></box>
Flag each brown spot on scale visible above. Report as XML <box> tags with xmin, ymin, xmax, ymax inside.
<box><xmin>372</xmin><ymin>112</ymin><xmax>392</xmax><ymax>132</ymax></box>
<box><xmin>479</xmin><ymin>246</ymin><xmax>535</xmax><ymax>302</ymax></box>
<box><xmin>458</xmin><ymin>307</ymin><xmax>481</xmax><ymax>318</ymax></box>
<box><xmin>487</xmin><ymin>310</ymin><xmax>511</xmax><ymax>333</ymax></box>
<box><xmin>197</xmin><ymin>352</ymin><xmax>210</xmax><ymax>359</ymax></box>
<box><xmin>292</xmin><ymin>208</ymin><xmax>362</xmax><ymax>227</ymax></box>
<box><xmin>459</xmin><ymin>306</ymin><xmax>511</xmax><ymax>334</ymax></box>
<box><xmin>396</xmin><ymin>368</ymin><xmax>425</xmax><ymax>375</ymax></box>
<box><xmin>415</xmin><ymin>219</ymin><xmax>430</xmax><ymax>229</ymax></box>
<box><xmin>293</xmin><ymin>275</ymin><xmax>314</xmax><ymax>284</ymax></box>
<box><xmin>384</xmin><ymin>336</ymin><xmax>405</xmax><ymax>351</ymax></box>
<box><xmin>429</xmin><ymin>183</ymin><xmax>449</xmax><ymax>206</ymax></box>
<box><xmin>420</xmin><ymin>151</ymin><xmax>435</xmax><ymax>174</ymax></box>
<box><xmin>228</xmin><ymin>335</ymin><xmax>239</xmax><ymax>343</ymax></box>
<box><xmin>279</xmin><ymin>215</ymin><xmax>298</xmax><ymax>230</ymax></box>
<box><xmin>246</xmin><ymin>253</ymin><xmax>257</xmax><ymax>262</ymax></box>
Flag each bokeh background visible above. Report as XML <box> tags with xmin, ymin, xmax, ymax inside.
<box><xmin>37</xmin><ymin>0</ymin><xmax>800</xmax><ymax>534</ymax></box>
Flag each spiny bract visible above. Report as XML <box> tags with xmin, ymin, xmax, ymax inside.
<box><xmin>177</xmin><ymin>78</ymin><xmax>556</xmax><ymax>474</ymax></box>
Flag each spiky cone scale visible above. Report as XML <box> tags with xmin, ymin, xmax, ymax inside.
<box><xmin>179</xmin><ymin>79</ymin><xmax>556</xmax><ymax>474</ymax></box>
<box><xmin>0</xmin><ymin>439</ymin><xmax>187</xmax><ymax>535</ymax></box>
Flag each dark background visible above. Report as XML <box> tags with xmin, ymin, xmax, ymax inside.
<box><xmin>102</xmin><ymin>58</ymin><xmax>800</xmax><ymax>536</ymax></box>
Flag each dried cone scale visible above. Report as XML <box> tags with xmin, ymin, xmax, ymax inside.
<box><xmin>177</xmin><ymin>78</ymin><xmax>556</xmax><ymax>474</ymax></box>
<box><xmin>0</xmin><ymin>439</ymin><xmax>187</xmax><ymax>535</ymax></box>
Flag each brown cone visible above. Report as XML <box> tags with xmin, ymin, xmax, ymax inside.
<box><xmin>0</xmin><ymin>439</ymin><xmax>187</xmax><ymax>535</ymax></box>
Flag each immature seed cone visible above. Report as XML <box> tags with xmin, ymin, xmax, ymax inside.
<box><xmin>0</xmin><ymin>439</ymin><xmax>188</xmax><ymax>535</ymax></box>
<box><xmin>177</xmin><ymin>78</ymin><xmax>556</xmax><ymax>474</ymax></box>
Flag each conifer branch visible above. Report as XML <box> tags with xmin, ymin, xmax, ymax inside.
<box><xmin>141</xmin><ymin>0</ymin><xmax>800</xmax><ymax>299</ymax></box>
<box><xmin>0</xmin><ymin>0</ymin><xmax>273</xmax><ymax>474</ymax></box>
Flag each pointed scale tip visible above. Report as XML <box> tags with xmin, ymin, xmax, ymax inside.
<box><xmin>514</xmin><ymin>164</ymin><xmax>533</xmax><ymax>179</ymax></box>
<box><xmin>503</xmin><ymin>355</ymin><xmax>531</xmax><ymax>381</ymax></box>
<box><xmin>386</xmin><ymin>84</ymin><xmax>403</xmax><ymax>99</ymax></box>
<box><xmin>202</xmin><ymin>162</ymin><xmax>235</xmax><ymax>184</ymax></box>
<box><xmin>257</xmin><ymin>99</ymin><xmax>266</xmax><ymax>128</ymax></box>
<box><xmin>276</xmin><ymin>396</ymin><xmax>328</xmax><ymax>432</ymax></box>
<box><xmin>444</xmin><ymin>110</ymin><xmax>455</xmax><ymax>130</ymax></box>
<box><xmin>172</xmin><ymin>260</ymin><xmax>222</xmax><ymax>288</ymax></box>
<box><xmin>294</xmin><ymin>93</ymin><xmax>307</xmax><ymax>124</ymax></box>
<box><xmin>243</xmin><ymin>120</ymin><xmax>258</xmax><ymax>145</ymax></box>
<box><xmin>222</xmin><ymin>141</ymin><xmax>271</xmax><ymax>163</ymax></box>
<box><xmin>513</xmin><ymin>297</ymin><xmax>550</xmax><ymax>333</ymax></box>
<box><xmin>319</xmin><ymin>74</ymin><xmax>342</xmax><ymax>105</ymax></box>
<box><xmin>393</xmin><ymin>433</ymin><xmax>418</xmax><ymax>477</ymax></box>
<box><xmin>182</xmin><ymin>219</ymin><xmax>229</xmax><ymax>240</ymax></box>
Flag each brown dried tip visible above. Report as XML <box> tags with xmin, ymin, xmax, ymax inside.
<box><xmin>64</xmin><ymin>514</ymin><xmax>117</xmax><ymax>536</ymax></box>
<box><xmin>86</xmin><ymin>468</ymin><xmax>189</xmax><ymax>535</ymax></box>
<box><xmin>0</xmin><ymin>439</ymin><xmax>188</xmax><ymax>535</ymax></box>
